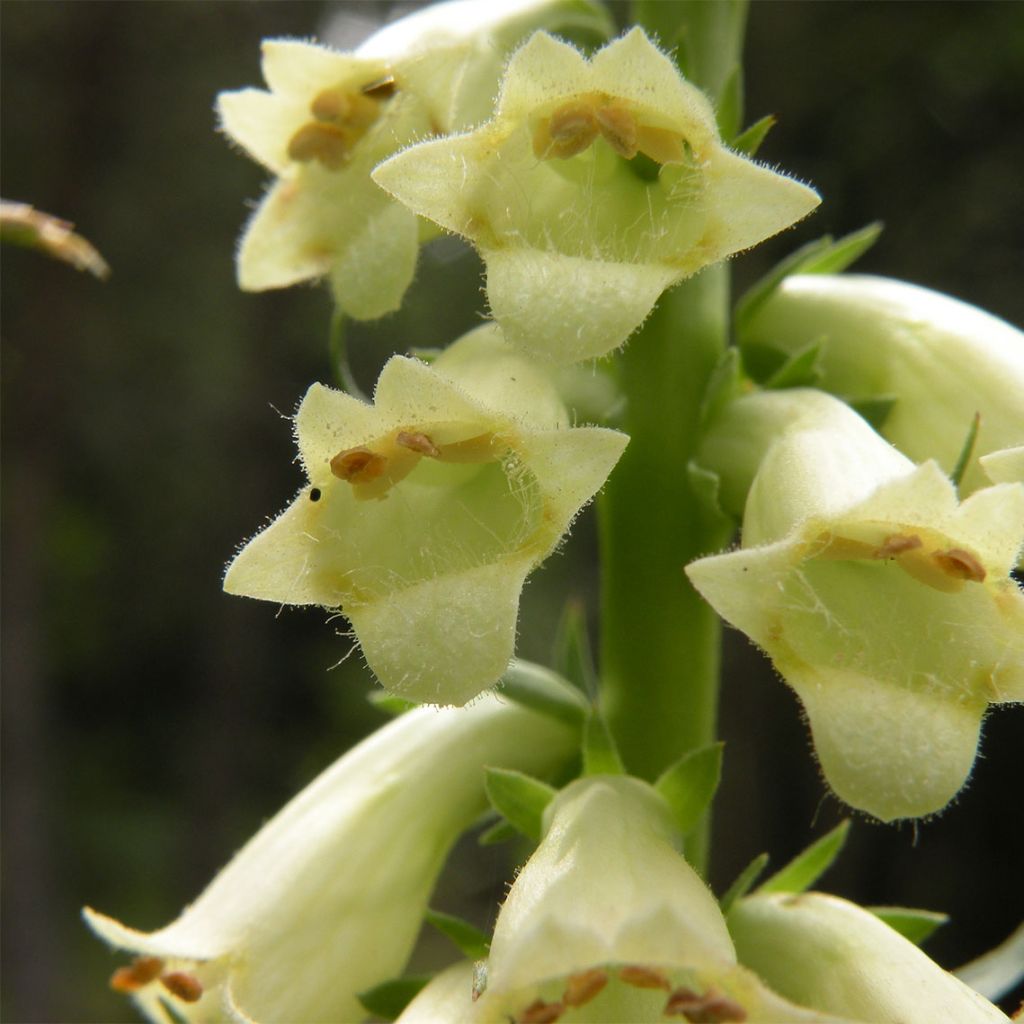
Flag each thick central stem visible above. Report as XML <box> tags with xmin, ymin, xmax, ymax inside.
<box><xmin>600</xmin><ymin>0</ymin><xmax>746</xmax><ymax>874</ymax></box>
<box><xmin>599</xmin><ymin>269</ymin><xmax>731</xmax><ymax>868</ymax></box>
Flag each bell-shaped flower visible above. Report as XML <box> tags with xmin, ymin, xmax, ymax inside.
<box><xmin>84</xmin><ymin>692</ymin><xmax>578</xmax><ymax>1024</ymax></box>
<box><xmin>727</xmin><ymin>891</ymin><xmax>1009</xmax><ymax>1023</ymax></box>
<box><xmin>223</xmin><ymin>325</ymin><xmax>627</xmax><ymax>704</ymax></box>
<box><xmin>217</xmin><ymin>0</ymin><xmax>612</xmax><ymax>319</ymax></box>
<box><xmin>372</xmin><ymin>28</ymin><xmax>820</xmax><ymax>365</ymax></box>
<box><xmin>686</xmin><ymin>389</ymin><xmax>1024</xmax><ymax>821</ymax></box>
<box><xmin>398</xmin><ymin>776</ymin><xmax>850</xmax><ymax>1022</ymax></box>
<box><xmin>739</xmin><ymin>274</ymin><xmax>1024</xmax><ymax>495</ymax></box>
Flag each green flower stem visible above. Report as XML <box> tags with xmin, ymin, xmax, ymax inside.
<box><xmin>599</xmin><ymin>0</ymin><xmax>747</xmax><ymax>874</ymax></box>
<box><xmin>599</xmin><ymin>270</ymin><xmax>731</xmax><ymax>872</ymax></box>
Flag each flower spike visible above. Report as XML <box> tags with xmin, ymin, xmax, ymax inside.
<box><xmin>223</xmin><ymin>325</ymin><xmax>627</xmax><ymax>704</ymax></box>
<box><xmin>373</xmin><ymin>28</ymin><xmax>820</xmax><ymax>364</ymax></box>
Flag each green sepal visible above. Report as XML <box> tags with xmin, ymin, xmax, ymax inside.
<box><xmin>686</xmin><ymin>460</ymin><xmax>732</xmax><ymax>531</ymax></box>
<box><xmin>497</xmin><ymin>659</ymin><xmax>589</xmax><ymax>729</ymax></box>
<box><xmin>950</xmin><ymin>412</ymin><xmax>982</xmax><ymax>490</ymax></box>
<box><xmin>478</xmin><ymin>818</ymin><xmax>519</xmax><ymax>847</ymax></box>
<box><xmin>731</xmin><ymin>114</ymin><xmax>776</xmax><ymax>157</ymax></box>
<box><xmin>717</xmin><ymin>63</ymin><xmax>744</xmax><ymax>142</ymax></box>
<box><xmin>366</xmin><ymin>691</ymin><xmax>419</xmax><ymax>717</ymax></box>
<box><xmin>763</xmin><ymin>340</ymin><xmax>824</xmax><ymax>391</ymax></box>
<box><xmin>699</xmin><ymin>346</ymin><xmax>745</xmax><ymax>429</ymax></box>
<box><xmin>757</xmin><ymin>820</ymin><xmax>851</xmax><ymax>895</ymax></box>
<box><xmin>653</xmin><ymin>742</ymin><xmax>723</xmax><ymax>837</ymax></box>
<box><xmin>719</xmin><ymin>852</ymin><xmax>770</xmax><ymax>913</ymax></box>
<box><xmin>553</xmin><ymin>601</ymin><xmax>598</xmax><ymax>699</ymax></box>
<box><xmin>358</xmin><ymin>975</ymin><xmax>433</xmax><ymax>1021</ymax></box>
<box><xmin>845</xmin><ymin>393</ymin><xmax>897</xmax><ymax>431</ymax></box>
<box><xmin>868</xmin><ymin>906</ymin><xmax>949</xmax><ymax>945</ymax></box>
<box><xmin>735</xmin><ymin>222</ymin><xmax>884</xmax><ymax>335</ymax></box>
<box><xmin>582</xmin><ymin>708</ymin><xmax>625</xmax><ymax>776</ymax></box>
<box><xmin>484</xmin><ymin>767</ymin><xmax>557</xmax><ymax>841</ymax></box>
<box><xmin>425</xmin><ymin>908</ymin><xmax>491</xmax><ymax>959</ymax></box>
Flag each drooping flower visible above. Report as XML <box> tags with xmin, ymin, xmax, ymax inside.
<box><xmin>217</xmin><ymin>0</ymin><xmax>613</xmax><ymax>319</ymax></box>
<box><xmin>223</xmin><ymin>325</ymin><xmax>627</xmax><ymax>704</ymax></box>
<box><xmin>727</xmin><ymin>891</ymin><xmax>1009</xmax><ymax>1024</ymax></box>
<box><xmin>687</xmin><ymin>389</ymin><xmax>1024</xmax><ymax>821</ymax></box>
<box><xmin>398</xmin><ymin>776</ymin><xmax>850</xmax><ymax>1022</ymax></box>
<box><xmin>373</xmin><ymin>27</ymin><xmax>820</xmax><ymax>365</ymax></box>
<box><xmin>738</xmin><ymin>274</ymin><xmax>1024</xmax><ymax>495</ymax></box>
<box><xmin>85</xmin><ymin>692</ymin><xmax>578</xmax><ymax>1024</ymax></box>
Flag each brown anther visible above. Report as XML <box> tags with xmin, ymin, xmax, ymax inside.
<box><xmin>310</xmin><ymin>88</ymin><xmax>350</xmax><ymax>122</ymax></box>
<box><xmin>619</xmin><ymin>965</ymin><xmax>671</xmax><ymax>990</ymax></box>
<box><xmin>664</xmin><ymin>986</ymin><xmax>747</xmax><ymax>1023</ymax></box>
<box><xmin>110</xmin><ymin>956</ymin><xmax>164</xmax><ymax>993</ymax></box>
<box><xmin>331</xmin><ymin>446</ymin><xmax>388</xmax><ymax>483</ymax></box>
<box><xmin>396</xmin><ymin>431</ymin><xmax>440</xmax><ymax>457</ymax></box>
<box><xmin>534</xmin><ymin>101</ymin><xmax>598</xmax><ymax>160</ymax></box>
<box><xmin>595</xmin><ymin>104</ymin><xmax>639</xmax><ymax>159</ymax></box>
<box><xmin>310</xmin><ymin>88</ymin><xmax>380</xmax><ymax>130</ymax></box>
<box><xmin>160</xmin><ymin>972</ymin><xmax>204</xmax><ymax>1003</ymax></box>
<box><xmin>562</xmin><ymin>967</ymin><xmax>608</xmax><ymax>1007</ymax></box>
<box><xmin>287</xmin><ymin>122</ymin><xmax>354</xmax><ymax>170</ymax></box>
<box><xmin>933</xmin><ymin>547</ymin><xmax>986</xmax><ymax>583</ymax></box>
<box><xmin>875</xmin><ymin>533</ymin><xmax>923</xmax><ymax>558</ymax></box>
<box><xmin>516</xmin><ymin>997</ymin><xmax>564</xmax><ymax>1023</ymax></box>
<box><xmin>361</xmin><ymin>74</ymin><xmax>397</xmax><ymax>100</ymax></box>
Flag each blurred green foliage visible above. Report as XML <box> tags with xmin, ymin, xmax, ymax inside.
<box><xmin>2</xmin><ymin>2</ymin><xmax>1021</xmax><ymax>1021</ymax></box>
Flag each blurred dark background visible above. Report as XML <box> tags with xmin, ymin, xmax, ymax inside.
<box><xmin>2</xmin><ymin>2</ymin><xmax>1022</xmax><ymax>1021</ymax></box>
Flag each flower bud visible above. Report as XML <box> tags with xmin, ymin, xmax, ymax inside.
<box><xmin>739</xmin><ymin>274</ymin><xmax>1024</xmax><ymax>495</ymax></box>
<box><xmin>727</xmin><ymin>891</ymin><xmax>1009</xmax><ymax>1023</ymax></box>
<box><xmin>399</xmin><ymin>777</ymin><xmax>848</xmax><ymax>1022</ymax></box>
<box><xmin>223</xmin><ymin>325</ymin><xmax>627</xmax><ymax>704</ymax></box>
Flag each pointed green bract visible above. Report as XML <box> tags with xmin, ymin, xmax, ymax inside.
<box><xmin>719</xmin><ymin>853</ymin><xmax>770</xmax><ymax>914</ymax></box>
<box><xmin>689</xmin><ymin>389</ymin><xmax>1024</xmax><ymax>820</ymax></box>
<box><xmin>374</xmin><ymin>27</ymin><xmax>819</xmax><ymax>364</ymax></box>
<box><xmin>484</xmin><ymin>767</ymin><xmax>557</xmax><ymax>841</ymax></box>
<box><xmin>868</xmin><ymin>906</ymin><xmax>948</xmax><ymax>946</ymax></box>
<box><xmin>223</xmin><ymin>325</ymin><xmax>627</xmax><ymax>704</ymax></box>
<box><xmin>582</xmin><ymin>709</ymin><xmax>626</xmax><ymax>775</ymax></box>
<box><xmin>85</xmin><ymin>695</ymin><xmax>575</xmax><ymax>1024</ymax></box>
<box><xmin>757</xmin><ymin>821</ymin><xmax>850</xmax><ymax>895</ymax></box>
<box><xmin>653</xmin><ymin>743</ymin><xmax>723</xmax><ymax>838</ymax></box>
<box><xmin>497</xmin><ymin>659</ymin><xmax>590</xmax><ymax>728</ymax></box>
<box><xmin>425</xmin><ymin>909</ymin><xmax>491</xmax><ymax>960</ymax></box>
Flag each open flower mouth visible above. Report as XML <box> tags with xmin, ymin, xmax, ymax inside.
<box><xmin>306</xmin><ymin>424</ymin><xmax>544</xmax><ymax>607</ymax></box>
<box><xmin>287</xmin><ymin>75</ymin><xmax>398</xmax><ymax>170</ymax></box>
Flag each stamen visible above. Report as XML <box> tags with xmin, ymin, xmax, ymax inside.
<box><xmin>664</xmin><ymin>985</ymin><xmax>747</xmax><ymax>1022</ymax></box>
<box><xmin>534</xmin><ymin>101</ymin><xmax>598</xmax><ymax>160</ymax></box>
<box><xmin>933</xmin><ymin>547</ymin><xmax>986</xmax><ymax>582</ymax></box>
<box><xmin>595</xmin><ymin>104</ymin><xmax>639</xmax><ymax>159</ymax></box>
<box><xmin>396</xmin><ymin>431</ymin><xmax>440</xmax><ymax>457</ymax></box>
<box><xmin>517</xmin><ymin>997</ymin><xmax>564</xmax><ymax>1023</ymax></box>
<box><xmin>160</xmin><ymin>972</ymin><xmax>204</xmax><ymax>1003</ymax></box>
<box><xmin>109</xmin><ymin>956</ymin><xmax>164</xmax><ymax>993</ymax></box>
<box><xmin>331</xmin><ymin>447</ymin><xmax>388</xmax><ymax>483</ymax></box>
<box><xmin>619</xmin><ymin>964</ymin><xmax>671</xmax><ymax>990</ymax></box>
<box><xmin>287</xmin><ymin>122</ymin><xmax>354</xmax><ymax>171</ymax></box>
<box><xmin>361</xmin><ymin>74</ymin><xmax>397</xmax><ymax>100</ymax></box>
<box><xmin>562</xmin><ymin>967</ymin><xmax>608</xmax><ymax>1007</ymax></box>
<box><xmin>874</xmin><ymin>533</ymin><xmax>923</xmax><ymax>558</ymax></box>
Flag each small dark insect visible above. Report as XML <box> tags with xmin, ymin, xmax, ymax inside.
<box><xmin>309</xmin><ymin>487</ymin><xmax>322</xmax><ymax>502</ymax></box>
